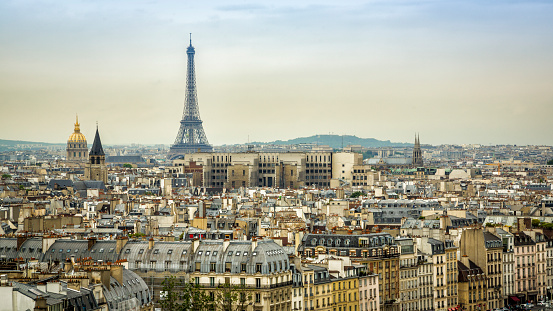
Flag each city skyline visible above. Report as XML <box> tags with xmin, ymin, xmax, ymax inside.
<box><xmin>1</xmin><ymin>0</ymin><xmax>552</xmax><ymax>146</ymax></box>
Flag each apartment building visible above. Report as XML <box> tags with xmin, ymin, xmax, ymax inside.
<box><xmin>359</xmin><ymin>273</ymin><xmax>379</xmax><ymax>311</ymax></box>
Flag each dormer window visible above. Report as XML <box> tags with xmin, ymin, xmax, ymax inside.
<box><xmin>236</xmin><ymin>251</ymin><xmax>241</xmax><ymax>256</ymax></box>
<box><xmin>213</xmin><ymin>251</ymin><xmax>218</xmax><ymax>256</ymax></box>
<box><xmin>206</xmin><ymin>251</ymin><xmax>210</xmax><ymax>256</ymax></box>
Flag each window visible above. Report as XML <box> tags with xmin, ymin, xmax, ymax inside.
<box><xmin>256</xmin><ymin>278</ymin><xmax>261</xmax><ymax>288</ymax></box>
<box><xmin>256</xmin><ymin>263</ymin><xmax>262</xmax><ymax>273</ymax></box>
<box><xmin>168</xmin><ymin>249</ymin><xmax>173</xmax><ymax>254</ymax></box>
<box><xmin>153</xmin><ymin>249</ymin><xmax>159</xmax><ymax>254</ymax></box>
<box><xmin>255</xmin><ymin>293</ymin><xmax>261</xmax><ymax>303</ymax></box>
<box><xmin>236</xmin><ymin>251</ymin><xmax>241</xmax><ymax>256</ymax></box>
<box><xmin>213</xmin><ymin>251</ymin><xmax>218</xmax><ymax>256</ymax></box>
<box><xmin>125</xmin><ymin>249</ymin><xmax>130</xmax><ymax>254</ymax></box>
<box><xmin>228</xmin><ymin>251</ymin><xmax>233</xmax><ymax>256</ymax></box>
<box><xmin>139</xmin><ymin>249</ymin><xmax>144</xmax><ymax>254</ymax></box>
<box><xmin>206</xmin><ymin>251</ymin><xmax>210</xmax><ymax>256</ymax></box>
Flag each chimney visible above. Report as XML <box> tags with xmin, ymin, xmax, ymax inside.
<box><xmin>199</xmin><ymin>201</ymin><xmax>205</xmax><ymax>218</ymax></box>
<box><xmin>17</xmin><ymin>235</ymin><xmax>28</xmax><ymax>251</ymax></box>
<box><xmin>34</xmin><ymin>297</ymin><xmax>48</xmax><ymax>311</ymax></box>
<box><xmin>192</xmin><ymin>238</ymin><xmax>200</xmax><ymax>253</ymax></box>
<box><xmin>251</xmin><ymin>237</ymin><xmax>258</xmax><ymax>253</ymax></box>
<box><xmin>116</xmin><ymin>237</ymin><xmax>128</xmax><ymax>254</ymax></box>
<box><xmin>295</xmin><ymin>231</ymin><xmax>301</xmax><ymax>256</ymax></box>
<box><xmin>110</xmin><ymin>264</ymin><xmax>123</xmax><ymax>286</ymax></box>
<box><xmin>148</xmin><ymin>238</ymin><xmax>154</xmax><ymax>250</ymax></box>
<box><xmin>461</xmin><ymin>254</ymin><xmax>470</xmax><ymax>268</ymax></box>
<box><xmin>88</xmin><ymin>237</ymin><xmax>97</xmax><ymax>251</ymax></box>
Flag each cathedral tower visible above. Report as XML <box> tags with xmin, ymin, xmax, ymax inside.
<box><xmin>412</xmin><ymin>133</ymin><xmax>423</xmax><ymax>167</ymax></box>
<box><xmin>66</xmin><ymin>115</ymin><xmax>88</xmax><ymax>162</ymax></box>
<box><xmin>84</xmin><ymin>125</ymin><xmax>108</xmax><ymax>184</ymax></box>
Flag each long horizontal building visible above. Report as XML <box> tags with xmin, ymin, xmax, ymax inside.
<box><xmin>168</xmin><ymin>152</ymin><xmax>364</xmax><ymax>189</ymax></box>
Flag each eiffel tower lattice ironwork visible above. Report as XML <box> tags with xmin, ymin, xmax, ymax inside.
<box><xmin>168</xmin><ymin>35</ymin><xmax>213</xmax><ymax>159</ymax></box>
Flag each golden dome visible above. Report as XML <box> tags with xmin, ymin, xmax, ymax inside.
<box><xmin>68</xmin><ymin>115</ymin><xmax>87</xmax><ymax>143</ymax></box>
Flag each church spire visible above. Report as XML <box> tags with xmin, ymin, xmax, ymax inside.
<box><xmin>90</xmin><ymin>125</ymin><xmax>105</xmax><ymax>156</ymax></box>
<box><xmin>412</xmin><ymin>133</ymin><xmax>423</xmax><ymax>167</ymax></box>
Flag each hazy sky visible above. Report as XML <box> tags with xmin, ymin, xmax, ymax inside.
<box><xmin>1</xmin><ymin>0</ymin><xmax>552</xmax><ymax>146</ymax></box>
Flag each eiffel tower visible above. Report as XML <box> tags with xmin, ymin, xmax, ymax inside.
<box><xmin>168</xmin><ymin>35</ymin><xmax>213</xmax><ymax>160</ymax></box>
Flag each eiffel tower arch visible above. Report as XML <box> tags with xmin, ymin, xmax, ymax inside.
<box><xmin>168</xmin><ymin>35</ymin><xmax>213</xmax><ymax>160</ymax></box>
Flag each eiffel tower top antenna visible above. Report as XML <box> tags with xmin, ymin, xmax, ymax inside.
<box><xmin>189</xmin><ymin>33</ymin><xmax>192</xmax><ymax>45</ymax></box>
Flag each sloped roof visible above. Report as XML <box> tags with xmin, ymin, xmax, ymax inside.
<box><xmin>90</xmin><ymin>128</ymin><xmax>104</xmax><ymax>156</ymax></box>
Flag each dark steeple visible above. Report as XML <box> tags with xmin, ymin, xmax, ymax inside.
<box><xmin>412</xmin><ymin>133</ymin><xmax>423</xmax><ymax>167</ymax></box>
<box><xmin>90</xmin><ymin>126</ymin><xmax>105</xmax><ymax>156</ymax></box>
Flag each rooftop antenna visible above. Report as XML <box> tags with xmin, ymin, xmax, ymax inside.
<box><xmin>189</xmin><ymin>33</ymin><xmax>192</xmax><ymax>45</ymax></box>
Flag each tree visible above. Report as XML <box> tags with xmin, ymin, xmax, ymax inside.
<box><xmin>160</xmin><ymin>277</ymin><xmax>251</xmax><ymax>311</ymax></box>
<box><xmin>548</xmin><ymin>158</ymin><xmax>553</xmax><ymax>165</ymax></box>
<box><xmin>1</xmin><ymin>174</ymin><xmax>11</xmax><ymax>180</ymax></box>
<box><xmin>123</xmin><ymin>163</ymin><xmax>133</xmax><ymax>168</ymax></box>
<box><xmin>350</xmin><ymin>191</ymin><xmax>364</xmax><ymax>198</ymax></box>
<box><xmin>532</xmin><ymin>219</ymin><xmax>541</xmax><ymax>228</ymax></box>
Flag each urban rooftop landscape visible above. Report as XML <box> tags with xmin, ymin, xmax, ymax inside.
<box><xmin>1</xmin><ymin>1</ymin><xmax>553</xmax><ymax>311</ymax></box>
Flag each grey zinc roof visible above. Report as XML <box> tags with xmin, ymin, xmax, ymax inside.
<box><xmin>148</xmin><ymin>241</ymin><xmax>193</xmax><ymax>272</ymax></box>
<box><xmin>88</xmin><ymin>240</ymin><xmax>118</xmax><ymax>262</ymax></box>
<box><xmin>192</xmin><ymin>241</ymin><xmax>225</xmax><ymax>273</ymax></box>
<box><xmin>251</xmin><ymin>240</ymin><xmax>290</xmax><ymax>274</ymax></box>
<box><xmin>221</xmin><ymin>241</ymin><xmax>252</xmax><ymax>273</ymax></box>
<box><xmin>119</xmin><ymin>241</ymin><xmax>150</xmax><ymax>270</ymax></box>
<box><xmin>43</xmin><ymin>240</ymin><xmax>89</xmax><ymax>262</ymax></box>
<box><xmin>17</xmin><ymin>238</ymin><xmax>43</xmax><ymax>260</ymax></box>
<box><xmin>0</xmin><ymin>238</ymin><xmax>17</xmax><ymax>259</ymax></box>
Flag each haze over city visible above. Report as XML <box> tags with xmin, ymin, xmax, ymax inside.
<box><xmin>1</xmin><ymin>0</ymin><xmax>552</xmax><ymax>146</ymax></box>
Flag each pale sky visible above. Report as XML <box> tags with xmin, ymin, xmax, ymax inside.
<box><xmin>1</xmin><ymin>0</ymin><xmax>552</xmax><ymax>146</ymax></box>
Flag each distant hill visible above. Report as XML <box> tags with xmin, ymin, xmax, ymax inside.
<box><xmin>0</xmin><ymin>139</ymin><xmax>63</xmax><ymax>151</ymax></box>
<box><xmin>0</xmin><ymin>139</ymin><xmax>60</xmax><ymax>146</ymax></box>
<box><xmin>252</xmin><ymin>135</ymin><xmax>411</xmax><ymax>149</ymax></box>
